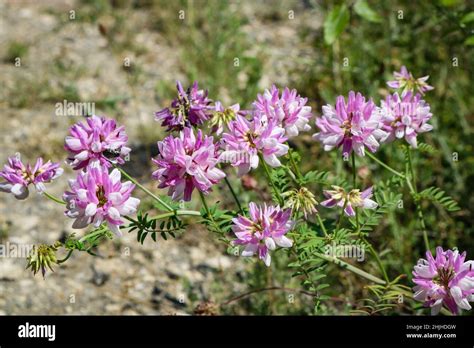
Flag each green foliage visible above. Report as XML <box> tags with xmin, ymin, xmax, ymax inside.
<box><xmin>353</xmin><ymin>0</ymin><xmax>382</xmax><ymax>23</ymax></box>
<box><xmin>418</xmin><ymin>186</ymin><xmax>461</xmax><ymax>212</ymax></box>
<box><xmin>127</xmin><ymin>210</ymin><xmax>186</xmax><ymax>244</ymax></box>
<box><xmin>324</xmin><ymin>5</ymin><xmax>350</xmax><ymax>45</ymax></box>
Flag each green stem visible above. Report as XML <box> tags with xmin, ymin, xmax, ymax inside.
<box><xmin>353</xmin><ymin>152</ymin><xmax>389</xmax><ymax>283</ymax></box>
<box><xmin>198</xmin><ymin>191</ymin><xmax>217</xmax><ymax>226</ymax></box>
<box><xmin>288</xmin><ymin>147</ymin><xmax>303</xmax><ymax>181</ymax></box>
<box><xmin>115</xmin><ymin>166</ymin><xmax>173</xmax><ymax>212</ymax></box>
<box><xmin>365</xmin><ymin>152</ymin><xmax>406</xmax><ymax>179</ymax></box>
<box><xmin>336</xmin><ymin>199</ymin><xmax>348</xmax><ymax>230</ymax></box>
<box><xmin>79</xmin><ymin>227</ymin><xmax>107</xmax><ymax>243</ymax></box>
<box><xmin>223</xmin><ymin>176</ymin><xmax>243</xmax><ymax>213</ymax></box>
<box><xmin>259</xmin><ymin>153</ymin><xmax>283</xmax><ymax>205</ymax></box>
<box><xmin>316</xmin><ymin>214</ymin><xmax>328</xmax><ymax>237</ymax></box>
<box><xmin>43</xmin><ymin>191</ymin><xmax>65</xmax><ymax>205</ymax></box>
<box><xmin>150</xmin><ymin>210</ymin><xmax>201</xmax><ymax>221</ymax></box>
<box><xmin>314</xmin><ymin>251</ymin><xmax>386</xmax><ymax>285</ymax></box>
<box><xmin>405</xmin><ymin>147</ymin><xmax>430</xmax><ymax>251</ymax></box>
<box><xmin>57</xmin><ymin>249</ymin><xmax>73</xmax><ymax>264</ymax></box>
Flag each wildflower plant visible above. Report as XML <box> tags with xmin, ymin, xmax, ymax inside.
<box><xmin>0</xmin><ymin>72</ymin><xmax>466</xmax><ymax>316</ymax></box>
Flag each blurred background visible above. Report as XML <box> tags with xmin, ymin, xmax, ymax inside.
<box><xmin>0</xmin><ymin>0</ymin><xmax>472</xmax><ymax>315</ymax></box>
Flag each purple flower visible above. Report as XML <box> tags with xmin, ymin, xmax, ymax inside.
<box><xmin>387</xmin><ymin>66</ymin><xmax>434</xmax><ymax>95</ymax></box>
<box><xmin>0</xmin><ymin>154</ymin><xmax>63</xmax><ymax>200</ymax></box>
<box><xmin>220</xmin><ymin>113</ymin><xmax>289</xmax><ymax>176</ymax></box>
<box><xmin>379</xmin><ymin>92</ymin><xmax>433</xmax><ymax>148</ymax></box>
<box><xmin>253</xmin><ymin>85</ymin><xmax>312</xmax><ymax>137</ymax></box>
<box><xmin>321</xmin><ymin>185</ymin><xmax>377</xmax><ymax>217</ymax></box>
<box><xmin>413</xmin><ymin>247</ymin><xmax>474</xmax><ymax>315</ymax></box>
<box><xmin>63</xmin><ymin>167</ymin><xmax>140</xmax><ymax>236</ymax></box>
<box><xmin>232</xmin><ymin>202</ymin><xmax>294</xmax><ymax>266</ymax></box>
<box><xmin>313</xmin><ymin>91</ymin><xmax>387</xmax><ymax>157</ymax></box>
<box><xmin>152</xmin><ymin>127</ymin><xmax>225</xmax><ymax>202</ymax></box>
<box><xmin>155</xmin><ymin>81</ymin><xmax>212</xmax><ymax>131</ymax></box>
<box><xmin>65</xmin><ymin>115</ymin><xmax>131</xmax><ymax>170</ymax></box>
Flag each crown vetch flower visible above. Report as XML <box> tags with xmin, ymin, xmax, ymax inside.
<box><xmin>65</xmin><ymin>115</ymin><xmax>131</xmax><ymax>170</ymax></box>
<box><xmin>253</xmin><ymin>85</ymin><xmax>312</xmax><ymax>137</ymax></box>
<box><xmin>155</xmin><ymin>81</ymin><xmax>212</xmax><ymax>131</ymax></box>
<box><xmin>26</xmin><ymin>242</ymin><xmax>62</xmax><ymax>278</ymax></box>
<box><xmin>232</xmin><ymin>202</ymin><xmax>294</xmax><ymax>266</ymax></box>
<box><xmin>387</xmin><ymin>65</ymin><xmax>434</xmax><ymax>95</ymax></box>
<box><xmin>208</xmin><ymin>101</ymin><xmax>240</xmax><ymax>135</ymax></box>
<box><xmin>152</xmin><ymin>127</ymin><xmax>225</xmax><ymax>202</ymax></box>
<box><xmin>0</xmin><ymin>154</ymin><xmax>63</xmax><ymax>200</ymax></box>
<box><xmin>321</xmin><ymin>185</ymin><xmax>377</xmax><ymax>216</ymax></box>
<box><xmin>282</xmin><ymin>187</ymin><xmax>318</xmax><ymax>218</ymax></box>
<box><xmin>313</xmin><ymin>91</ymin><xmax>387</xmax><ymax>157</ymax></box>
<box><xmin>220</xmin><ymin>113</ymin><xmax>289</xmax><ymax>176</ymax></box>
<box><xmin>379</xmin><ymin>92</ymin><xmax>433</xmax><ymax>148</ymax></box>
<box><xmin>63</xmin><ymin>167</ymin><xmax>140</xmax><ymax>236</ymax></box>
<box><xmin>413</xmin><ymin>247</ymin><xmax>474</xmax><ymax>315</ymax></box>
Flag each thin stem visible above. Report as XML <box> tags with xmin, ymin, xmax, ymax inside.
<box><xmin>314</xmin><ymin>251</ymin><xmax>386</xmax><ymax>285</ymax></box>
<box><xmin>316</xmin><ymin>213</ymin><xmax>328</xmax><ymax>237</ymax></box>
<box><xmin>259</xmin><ymin>153</ymin><xmax>283</xmax><ymax>205</ymax></box>
<box><xmin>336</xmin><ymin>199</ymin><xmax>348</xmax><ymax>230</ymax></box>
<box><xmin>57</xmin><ymin>249</ymin><xmax>73</xmax><ymax>264</ymax></box>
<box><xmin>79</xmin><ymin>227</ymin><xmax>107</xmax><ymax>243</ymax></box>
<box><xmin>115</xmin><ymin>166</ymin><xmax>173</xmax><ymax>212</ymax></box>
<box><xmin>365</xmin><ymin>152</ymin><xmax>406</xmax><ymax>179</ymax></box>
<box><xmin>198</xmin><ymin>190</ymin><xmax>217</xmax><ymax>226</ymax></box>
<box><xmin>150</xmin><ymin>210</ymin><xmax>201</xmax><ymax>221</ymax></box>
<box><xmin>223</xmin><ymin>176</ymin><xmax>243</xmax><ymax>213</ymax></box>
<box><xmin>405</xmin><ymin>147</ymin><xmax>430</xmax><ymax>251</ymax></box>
<box><xmin>361</xmin><ymin>236</ymin><xmax>390</xmax><ymax>283</ymax></box>
<box><xmin>221</xmin><ymin>286</ymin><xmax>317</xmax><ymax>306</ymax></box>
<box><xmin>351</xmin><ymin>153</ymin><xmax>360</xmax><ymax>232</ymax></box>
<box><xmin>43</xmin><ymin>191</ymin><xmax>65</xmax><ymax>205</ymax></box>
<box><xmin>288</xmin><ymin>147</ymin><xmax>303</xmax><ymax>181</ymax></box>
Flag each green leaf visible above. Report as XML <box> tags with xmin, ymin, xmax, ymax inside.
<box><xmin>324</xmin><ymin>5</ymin><xmax>350</xmax><ymax>45</ymax></box>
<box><xmin>353</xmin><ymin>0</ymin><xmax>382</xmax><ymax>23</ymax></box>
<box><xmin>464</xmin><ymin>36</ymin><xmax>474</xmax><ymax>46</ymax></box>
<box><xmin>418</xmin><ymin>186</ymin><xmax>461</xmax><ymax>212</ymax></box>
<box><xmin>461</xmin><ymin>12</ymin><xmax>474</xmax><ymax>24</ymax></box>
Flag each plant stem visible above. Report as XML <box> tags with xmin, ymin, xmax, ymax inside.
<box><xmin>336</xmin><ymin>199</ymin><xmax>348</xmax><ymax>230</ymax></box>
<box><xmin>43</xmin><ymin>191</ymin><xmax>65</xmax><ymax>205</ymax></box>
<box><xmin>316</xmin><ymin>213</ymin><xmax>328</xmax><ymax>237</ymax></box>
<box><xmin>365</xmin><ymin>152</ymin><xmax>406</xmax><ymax>179</ymax></box>
<box><xmin>79</xmin><ymin>227</ymin><xmax>108</xmax><ymax>243</ymax></box>
<box><xmin>150</xmin><ymin>210</ymin><xmax>201</xmax><ymax>221</ymax></box>
<box><xmin>353</xmin><ymin>152</ymin><xmax>389</xmax><ymax>283</ymax></box>
<box><xmin>259</xmin><ymin>153</ymin><xmax>283</xmax><ymax>205</ymax></box>
<box><xmin>405</xmin><ymin>147</ymin><xmax>430</xmax><ymax>251</ymax></box>
<box><xmin>223</xmin><ymin>176</ymin><xmax>243</xmax><ymax>213</ymax></box>
<box><xmin>115</xmin><ymin>166</ymin><xmax>173</xmax><ymax>212</ymax></box>
<box><xmin>198</xmin><ymin>190</ymin><xmax>217</xmax><ymax>226</ymax></box>
<box><xmin>314</xmin><ymin>251</ymin><xmax>386</xmax><ymax>285</ymax></box>
<box><xmin>57</xmin><ymin>249</ymin><xmax>73</xmax><ymax>264</ymax></box>
<box><xmin>288</xmin><ymin>147</ymin><xmax>303</xmax><ymax>181</ymax></box>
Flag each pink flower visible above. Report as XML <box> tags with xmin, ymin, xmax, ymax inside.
<box><xmin>152</xmin><ymin>127</ymin><xmax>225</xmax><ymax>202</ymax></box>
<box><xmin>387</xmin><ymin>66</ymin><xmax>434</xmax><ymax>95</ymax></box>
<box><xmin>220</xmin><ymin>113</ymin><xmax>289</xmax><ymax>176</ymax></box>
<box><xmin>232</xmin><ymin>202</ymin><xmax>294</xmax><ymax>266</ymax></box>
<box><xmin>320</xmin><ymin>185</ymin><xmax>377</xmax><ymax>216</ymax></box>
<box><xmin>65</xmin><ymin>115</ymin><xmax>131</xmax><ymax>170</ymax></box>
<box><xmin>313</xmin><ymin>91</ymin><xmax>387</xmax><ymax>157</ymax></box>
<box><xmin>0</xmin><ymin>154</ymin><xmax>63</xmax><ymax>200</ymax></box>
<box><xmin>208</xmin><ymin>101</ymin><xmax>241</xmax><ymax>135</ymax></box>
<box><xmin>413</xmin><ymin>247</ymin><xmax>474</xmax><ymax>315</ymax></box>
<box><xmin>63</xmin><ymin>167</ymin><xmax>140</xmax><ymax>236</ymax></box>
<box><xmin>253</xmin><ymin>85</ymin><xmax>312</xmax><ymax>137</ymax></box>
<box><xmin>155</xmin><ymin>81</ymin><xmax>212</xmax><ymax>131</ymax></box>
<box><xmin>379</xmin><ymin>92</ymin><xmax>433</xmax><ymax>148</ymax></box>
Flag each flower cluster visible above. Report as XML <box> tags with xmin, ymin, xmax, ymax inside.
<box><xmin>63</xmin><ymin>167</ymin><xmax>140</xmax><ymax>236</ymax></box>
<box><xmin>155</xmin><ymin>81</ymin><xmax>212</xmax><ymax>131</ymax></box>
<box><xmin>413</xmin><ymin>247</ymin><xmax>474</xmax><ymax>315</ymax></box>
<box><xmin>0</xmin><ymin>154</ymin><xmax>63</xmax><ymax>199</ymax></box>
<box><xmin>321</xmin><ymin>185</ymin><xmax>377</xmax><ymax>216</ymax></box>
<box><xmin>253</xmin><ymin>85</ymin><xmax>312</xmax><ymax>138</ymax></box>
<box><xmin>152</xmin><ymin>127</ymin><xmax>225</xmax><ymax>201</ymax></box>
<box><xmin>65</xmin><ymin>115</ymin><xmax>130</xmax><ymax>170</ymax></box>
<box><xmin>379</xmin><ymin>92</ymin><xmax>433</xmax><ymax>148</ymax></box>
<box><xmin>232</xmin><ymin>202</ymin><xmax>293</xmax><ymax>266</ymax></box>
<box><xmin>387</xmin><ymin>65</ymin><xmax>434</xmax><ymax>95</ymax></box>
<box><xmin>220</xmin><ymin>113</ymin><xmax>288</xmax><ymax>176</ymax></box>
<box><xmin>313</xmin><ymin>91</ymin><xmax>387</xmax><ymax>157</ymax></box>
